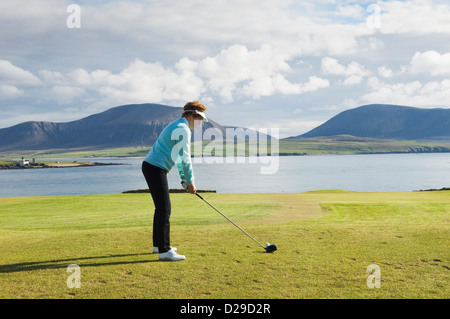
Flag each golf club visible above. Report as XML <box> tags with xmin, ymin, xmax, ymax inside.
<box><xmin>193</xmin><ymin>190</ymin><xmax>277</xmax><ymax>253</ymax></box>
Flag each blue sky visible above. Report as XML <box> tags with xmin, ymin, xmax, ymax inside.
<box><xmin>1</xmin><ymin>0</ymin><xmax>450</xmax><ymax>137</ymax></box>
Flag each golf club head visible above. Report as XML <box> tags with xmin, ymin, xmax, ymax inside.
<box><xmin>265</xmin><ymin>244</ymin><xmax>277</xmax><ymax>253</ymax></box>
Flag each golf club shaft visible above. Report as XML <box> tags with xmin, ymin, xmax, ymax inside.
<box><xmin>195</xmin><ymin>193</ymin><xmax>266</xmax><ymax>250</ymax></box>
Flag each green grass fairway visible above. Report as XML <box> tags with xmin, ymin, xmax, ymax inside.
<box><xmin>0</xmin><ymin>191</ymin><xmax>449</xmax><ymax>299</ymax></box>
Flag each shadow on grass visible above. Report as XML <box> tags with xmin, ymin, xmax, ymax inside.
<box><xmin>0</xmin><ymin>253</ymin><xmax>158</xmax><ymax>274</ymax></box>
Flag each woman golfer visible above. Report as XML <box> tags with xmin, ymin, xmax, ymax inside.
<box><xmin>142</xmin><ymin>101</ymin><xmax>207</xmax><ymax>261</ymax></box>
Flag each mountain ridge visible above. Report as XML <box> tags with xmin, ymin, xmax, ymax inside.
<box><xmin>296</xmin><ymin>104</ymin><xmax>450</xmax><ymax>140</ymax></box>
<box><xmin>2</xmin><ymin>103</ymin><xmax>450</xmax><ymax>153</ymax></box>
<box><xmin>0</xmin><ymin>103</ymin><xmax>224</xmax><ymax>152</ymax></box>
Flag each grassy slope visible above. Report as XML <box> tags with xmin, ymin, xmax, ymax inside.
<box><xmin>14</xmin><ymin>147</ymin><xmax>152</xmax><ymax>159</ymax></box>
<box><xmin>0</xmin><ymin>191</ymin><xmax>449</xmax><ymax>299</ymax></box>
<box><xmin>279</xmin><ymin>136</ymin><xmax>450</xmax><ymax>155</ymax></box>
<box><xmin>2</xmin><ymin>135</ymin><xmax>450</xmax><ymax>159</ymax></box>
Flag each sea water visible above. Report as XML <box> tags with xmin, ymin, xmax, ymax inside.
<box><xmin>0</xmin><ymin>153</ymin><xmax>449</xmax><ymax>197</ymax></box>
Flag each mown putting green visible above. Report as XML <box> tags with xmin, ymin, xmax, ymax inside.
<box><xmin>0</xmin><ymin>191</ymin><xmax>448</xmax><ymax>298</ymax></box>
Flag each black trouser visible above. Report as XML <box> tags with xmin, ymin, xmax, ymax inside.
<box><xmin>142</xmin><ymin>161</ymin><xmax>171</xmax><ymax>253</ymax></box>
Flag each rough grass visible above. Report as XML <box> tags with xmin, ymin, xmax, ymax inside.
<box><xmin>3</xmin><ymin>135</ymin><xmax>450</xmax><ymax>159</ymax></box>
<box><xmin>0</xmin><ymin>191</ymin><xmax>449</xmax><ymax>299</ymax></box>
<box><xmin>279</xmin><ymin>136</ymin><xmax>450</xmax><ymax>155</ymax></box>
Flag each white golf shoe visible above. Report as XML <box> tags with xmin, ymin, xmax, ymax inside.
<box><xmin>153</xmin><ymin>246</ymin><xmax>177</xmax><ymax>254</ymax></box>
<box><xmin>158</xmin><ymin>249</ymin><xmax>186</xmax><ymax>261</ymax></box>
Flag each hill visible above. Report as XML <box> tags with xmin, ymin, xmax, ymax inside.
<box><xmin>279</xmin><ymin>135</ymin><xmax>450</xmax><ymax>155</ymax></box>
<box><xmin>297</xmin><ymin>104</ymin><xmax>450</xmax><ymax>140</ymax></box>
<box><xmin>0</xmin><ymin>103</ymin><xmax>225</xmax><ymax>152</ymax></box>
<box><xmin>3</xmin><ymin>103</ymin><xmax>450</xmax><ymax>155</ymax></box>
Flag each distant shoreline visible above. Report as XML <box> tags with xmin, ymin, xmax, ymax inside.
<box><xmin>415</xmin><ymin>187</ymin><xmax>450</xmax><ymax>192</ymax></box>
<box><xmin>0</xmin><ymin>161</ymin><xmax>124</xmax><ymax>169</ymax></box>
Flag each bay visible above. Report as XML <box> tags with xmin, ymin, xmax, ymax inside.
<box><xmin>0</xmin><ymin>153</ymin><xmax>449</xmax><ymax>197</ymax></box>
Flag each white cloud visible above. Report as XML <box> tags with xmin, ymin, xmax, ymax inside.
<box><xmin>91</xmin><ymin>59</ymin><xmax>206</xmax><ymax>105</ymax></box>
<box><xmin>321</xmin><ymin>57</ymin><xmax>371</xmax><ymax>85</ymax></box>
<box><xmin>378</xmin><ymin>0</ymin><xmax>450</xmax><ymax>35</ymax></box>
<box><xmin>377</xmin><ymin>66</ymin><xmax>393</xmax><ymax>78</ymax></box>
<box><xmin>335</xmin><ymin>4</ymin><xmax>364</xmax><ymax>18</ymax></box>
<box><xmin>198</xmin><ymin>45</ymin><xmax>330</xmax><ymax>101</ymax></box>
<box><xmin>0</xmin><ymin>0</ymin><xmax>63</xmax><ymax>33</ymax></box>
<box><xmin>0</xmin><ymin>0</ymin><xmax>383</xmax><ymax>67</ymax></box>
<box><xmin>196</xmin><ymin>44</ymin><xmax>294</xmax><ymax>102</ymax></box>
<box><xmin>409</xmin><ymin>50</ymin><xmax>450</xmax><ymax>76</ymax></box>
<box><xmin>0</xmin><ymin>85</ymin><xmax>23</xmax><ymax>100</ymax></box>
<box><xmin>3</xmin><ymin>43</ymin><xmax>332</xmax><ymax>108</ymax></box>
<box><xmin>0</xmin><ymin>59</ymin><xmax>42</xmax><ymax>86</ymax></box>
<box><xmin>50</xmin><ymin>86</ymin><xmax>86</xmax><ymax>105</ymax></box>
<box><xmin>243</xmin><ymin>75</ymin><xmax>330</xmax><ymax>99</ymax></box>
<box><xmin>310</xmin><ymin>98</ymin><xmax>360</xmax><ymax>114</ymax></box>
<box><xmin>299</xmin><ymin>76</ymin><xmax>331</xmax><ymax>93</ymax></box>
<box><xmin>68</xmin><ymin>69</ymin><xmax>93</xmax><ymax>87</ymax></box>
<box><xmin>362</xmin><ymin>76</ymin><xmax>450</xmax><ymax>107</ymax></box>
<box><xmin>38</xmin><ymin>70</ymin><xmax>67</xmax><ymax>85</ymax></box>
<box><xmin>321</xmin><ymin>57</ymin><xmax>346</xmax><ymax>75</ymax></box>
<box><xmin>34</xmin><ymin>59</ymin><xmax>206</xmax><ymax>107</ymax></box>
<box><xmin>45</xmin><ymin>44</ymin><xmax>329</xmax><ymax>106</ymax></box>
<box><xmin>252</xmin><ymin>118</ymin><xmax>324</xmax><ymax>138</ymax></box>
<box><xmin>342</xmin><ymin>75</ymin><xmax>363</xmax><ymax>86</ymax></box>
<box><xmin>2</xmin><ymin>0</ymin><xmax>450</xmax><ymax>130</ymax></box>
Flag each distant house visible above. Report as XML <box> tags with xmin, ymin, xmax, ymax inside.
<box><xmin>16</xmin><ymin>157</ymin><xmax>30</xmax><ymax>166</ymax></box>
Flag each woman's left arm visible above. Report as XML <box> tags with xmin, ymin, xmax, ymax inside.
<box><xmin>175</xmin><ymin>129</ymin><xmax>195</xmax><ymax>185</ymax></box>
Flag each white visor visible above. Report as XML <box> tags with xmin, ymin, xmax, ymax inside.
<box><xmin>186</xmin><ymin>110</ymin><xmax>208</xmax><ymax>122</ymax></box>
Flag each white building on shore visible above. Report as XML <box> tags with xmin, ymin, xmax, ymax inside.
<box><xmin>16</xmin><ymin>157</ymin><xmax>30</xmax><ymax>166</ymax></box>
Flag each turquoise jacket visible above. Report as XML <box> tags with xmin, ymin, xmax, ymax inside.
<box><xmin>144</xmin><ymin>118</ymin><xmax>194</xmax><ymax>184</ymax></box>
